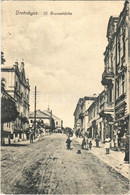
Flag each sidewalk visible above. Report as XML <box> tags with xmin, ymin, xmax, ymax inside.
<box><xmin>5</xmin><ymin>134</ymin><xmax>46</xmax><ymax>146</ymax></box>
<box><xmin>73</xmin><ymin>137</ymin><xmax>129</xmax><ymax>180</ymax></box>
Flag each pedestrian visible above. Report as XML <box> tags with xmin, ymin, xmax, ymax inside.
<box><xmin>89</xmin><ymin>141</ymin><xmax>92</xmax><ymax>150</ymax></box>
<box><xmin>81</xmin><ymin>137</ymin><xmax>86</xmax><ymax>149</ymax></box>
<box><xmin>124</xmin><ymin>135</ymin><xmax>129</xmax><ymax>163</ymax></box>
<box><xmin>105</xmin><ymin>135</ymin><xmax>111</xmax><ymax>154</ymax></box>
<box><xmin>95</xmin><ymin>135</ymin><xmax>100</xmax><ymax>147</ymax></box>
<box><xmin>38</xmin><ymin>132</ymin><xmax>41</xmax><ymax>141</ymax></box>
<box><xmin>29</xmin><ymin>131</ymin><xmax>33</xmax><ymax>143</ymax></box>
<box><xmin>66</xmin><ymin>136</ymin><xmax>72</xmax><ymax>149</ymax></box>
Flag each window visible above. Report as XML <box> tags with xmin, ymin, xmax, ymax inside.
<box><xmin>15</xmin><ymin>81</ymin><xmax>18</xmax><ymax>90</ymax></box>
<box><xmin>93</xmin><ymin>107</ymin><xmax>95</xmax><ymax>117</ymax></box>
<box><xmin>110</xmin><ymin>54</ymin><xmax>113</xmax><ymax>72</ymax></box>
<box><xmin>109</xmin><ymin>88</ymin><xmax>112</xmax><ymax>102</ymax></box>
<box><xmin>122</xmin><ymin>33</ymin><xmax>125</xmax><ymax>57</ymax></box>
<box><xmin>117</xmin><ymin>80</ymin><xmax>119</xmax><ymax>98</ymax></box>
<box><xmin>106</xmin><ymin>57</ymin><xmax>109</xmax><ymax>72</ymax></box>
<box><xmin>56</xmin><ymin>121</ymin><xmax>58</xmax><ymax>125</ymax></box>
<box><xmin>31</xmin><ymin>120</ymin><xmax>33</xmax><ymax>123</ymax></box>
<box><xmin>122</xmin><ymin>73</ymin><xmax>126</xmax><ymax>94</ymax></box>
<box><xmin>117</xmin><ymin>40</ymin><xmax>120</xmax><ymax>65</ymax></box>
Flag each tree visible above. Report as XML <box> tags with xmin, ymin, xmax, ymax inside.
<box><xmin>50</xmin><ymin>117</ymin><xmax>55</xmax><ymax>131</ymax></box>
<box><xmin>1</xmin><ymin>84</ymin><xmax>19</xmax><ymax>123</ymax></box>
<box><xmin>1</xmin><ymin>51</ymin><xmax>6</xmax><ymax>65</ymax></box>
<box><xmin>1</xmin><ymin>95</ymin><xmax>19</xmax><ymax>123</ymax></box>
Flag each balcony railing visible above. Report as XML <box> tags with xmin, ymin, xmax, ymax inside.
<box><xmin>101</xmin><ymin>68</ymin><xmax>114</xmax><ymax>86</ymax></box>
<box><xmin>100</xmin><ymin>102</ymin><xmax>114</xmax><ymax>113</ymax></box>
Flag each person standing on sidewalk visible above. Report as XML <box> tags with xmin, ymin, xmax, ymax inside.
<box><xmin>89</xmin><ymin>141</ymin><xmax>92</xmax><ymax>150</ymax></box>
<box><xmin>95</xmin><ymin>135</ymin><xmax>100</xmax><ymax>147</ymax></box>
<box><xmin>105</xmin><ymin>135</ymin><xmax>111</xmax><ymax>154</ymax></box>
<box><xmin>81</xmin><ymin>137</ymin><xmax>86</xmax><ymax>149</ymax></box>
<box><xmin>29</xmin><ymin>131</ymin><xmax>33</xmax><ymax>143</ymax></box>
<box><xmin>124</xmin><ymin>135</ymin><xmax>129</xmax><ymax>163</ymax></box>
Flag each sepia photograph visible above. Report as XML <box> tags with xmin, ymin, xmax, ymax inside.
<box><xmin>1</xmin><ymin>0</ymin><xmax>130</xmax><ymax>194</ymax></box>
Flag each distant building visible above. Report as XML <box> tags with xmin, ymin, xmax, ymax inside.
<box><xmin>87</xmin><ymin>91</ymin><xmax>114</xmax><ymax>142</ymax></box>
<box><xmin>44</xmin><ymin>107</ymin><xmax>63</xmax><ymax>129</ymax></box>
<box><xmin>73</xmin><ymin>96</ymin><xmax>96</xmax><ymax>135</ymax></box>
<box><xmin>1</xmin><ymin>61</ymin><xmax>30</xmax><ymax>142</ymax></box>
<box><xmin>29</xmin><ymin>107</ymin><xmax>63</xmax><ymax>130</ymax></box>
<box><xmin>29</xmin><ymin>109</ymin><xmax>51</xmax><ymax>128</ymax></box>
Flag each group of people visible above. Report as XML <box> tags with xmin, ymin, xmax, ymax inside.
<box><xmin>29</xmin><ymin>128</ymin><xmax>43</xmax><ymax>143</ymax></box>
<box><xmin>66</xmin><ymin>133</ymin><xmax>129</xmax><ymax>163</ymax></box>
<box><xmin>81</xmin><ymin>137</ymin><xmax>92</xmax><ymax>150</ymax></box>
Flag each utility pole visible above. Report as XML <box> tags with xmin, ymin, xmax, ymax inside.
<box><xmin>34</xmin><ymin>86</ymin><xmax>37</xmax><ymax>139</ymax></box>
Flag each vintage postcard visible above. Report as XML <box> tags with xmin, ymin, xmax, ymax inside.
<box><xmin>1</xmin><ymin>0</ymin><xmax>129</xmax><ymax>194</ymax></box>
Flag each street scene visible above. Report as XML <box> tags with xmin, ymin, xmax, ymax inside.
<box><xmin>1</xmin><ymin>134</ymin><xmax>129</xmax><ymax>194</ymax></box>
<box><xmin>1</xmin><ymin>0</ymin><xmax>130</xmax><ymax>194</ymax></box>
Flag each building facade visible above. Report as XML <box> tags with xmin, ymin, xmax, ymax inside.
<box><xmin>87</xmin><ymin>90</ymin><xmax>114</xmax><ymax>142</ymax></box>
<box><xmin>43</xmin><ymin>107</ymin><xmax>63</xmax><ymax>129</ymax></box>
<box><xmin>73</xmin><ymin>96</ymin><xmax>96</xmax><ymax>136</ymax></box>
<box><xmin>73</xmin><ymin>0</ymin><xmax>129</xmax><ymax>148</ymax></box>
<box><xmin>102</xmin><ymin>0</ymin><xmax>130</xmax><ymax>147</ymax></box>
<box><xmin>1</xmin><ymin>61</ymin><xmax>30</xmax><ymax>143</ymax></box>
<box><xmin>114</xmin><ymin>0</ymin><xmax>130</xmax><ymax>147</ymax></box>
<box><xmin>29</xmin><ymin>110</ymin><xmax>51</xmax><ymax>129</ymax></box>
<box><xmin>29</xmin><ymin>108</ymin><xmax>63</xmax><ymax>131</ymax></box>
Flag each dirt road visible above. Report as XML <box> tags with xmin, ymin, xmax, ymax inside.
<box><xmin>1</xmin><ymin>134</ymin><xmax>129</xmax><ymax>194</ymax></box>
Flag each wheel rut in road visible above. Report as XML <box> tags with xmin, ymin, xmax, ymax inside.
<box><xmin>1</xmin><ymin>134</ymin><xmax>129</xmax><ymax>194</ymax></box>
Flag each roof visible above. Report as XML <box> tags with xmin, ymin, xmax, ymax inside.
<box><xmin>29</xmin><ymin>110</ymin><xmax>50</xmax><ymax>119</ymax></box>
<box><xmin>29</xmin><ymin>109</ymin><xmax>62</xmax><ymax>121</ymax></box>
<box><xmin>43</xmin><ymin>110</ymin><xmax>62</xmax><ymax>121</ymax></box>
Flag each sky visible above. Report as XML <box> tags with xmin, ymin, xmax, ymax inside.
<box><xmin>1</xmin><ymin>1</ymin><xmax>124</xmax><ymax>128</ymax></box>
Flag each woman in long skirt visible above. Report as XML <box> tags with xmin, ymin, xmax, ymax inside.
<box><xmin>105</xmin><ymin>135</ymin><xmax>110</xmax><ymax>154</ymax></box>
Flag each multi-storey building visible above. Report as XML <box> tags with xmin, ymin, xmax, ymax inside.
<box><xmin>114</xmin><ymin>0</ymin><xmax>130</xmax><ymax>146</ymax></box>
<box><xmin>101</xmin><ymin>0</ymin><xmax>129</xmax><ymax>147</ymax></box>
<box><xmin>87</xmin><ymin>90</ymin><xmax>114</xmax><ymax>142</ymax></box>
<box><xmin>101</xmin><ymin>16</ymin><xmax>118</xmax><ymax>142</ymax></box>
<box><xmin>29</xmin><ymin>108</ymin><xmax>63</xmax><ymax>130</ymax></box>
<box><xmin>1</xmin><ymin>61</ymin><xmax>30</xmax><ymax>143</ymax></box>
<box><xmin>73</xmin><ymin>98</ymin><xmax>84</xmax><ymax>133</ymax></box>
<box><xmin>29</xmin><ymin>110</ymin><xmax>51</xmax><ymax>128</ymax></box>
<box><xmin>73</xmin><ymin>96</ymin><xmax>96</xmax><ymax>135</ymax></box>
<box><xmin>43</xmin><ymin>107</ymin><xmax>63</xmax><ymax>129</ymax></box>
<box><xmin>73</xmin><ymin>0</ymin><xmax>129</xmax><ymax>148</ymax></box>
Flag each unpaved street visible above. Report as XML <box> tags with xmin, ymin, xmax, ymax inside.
<box><xmin>1</xmin><ymin>134</ymin><xmax>129</xmax><ymax>194</ymax></box>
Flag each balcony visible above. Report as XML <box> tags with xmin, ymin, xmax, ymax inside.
<box><xmin>99</xmin><ymin>102</ymin><xmax>114</xmax><ymax>122</ymax></box>
<box><xmin>100</xmin><ymin>102</ymin><xmax>114</xmax><ymax>114</ymax></box>
<box><xmin>101</xmin><ymin>68</ymin><xmax>114</xmax><ymax>86</ymax></box>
